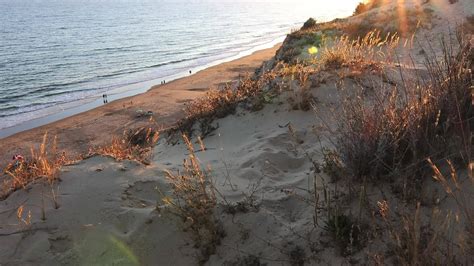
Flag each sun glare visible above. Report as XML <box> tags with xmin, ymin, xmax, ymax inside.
<box><xmin>397</xmin><ymin>0</ymin><xmax>409</xmax><ymax>36</ymax></box>
<box><xmin>360</xmin><ymin>0</ymin><xmax>448</xmax><ymax>38</ymax></box>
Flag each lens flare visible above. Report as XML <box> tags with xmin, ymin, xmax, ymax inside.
<box><xmin>308</xmin><ymin>46</ymin><xmax>319</xmax><ymax>55</ymax></box>
<box><xmin>109</xmin><ymin>235</ymin><xmax>140</xmax><ymax>265</ymax></box>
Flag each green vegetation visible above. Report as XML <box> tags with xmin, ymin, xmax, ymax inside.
<box><xmin>301</xmin><ymin>17</ymin><xmax>317</xmax><ymax>30</ymax></box>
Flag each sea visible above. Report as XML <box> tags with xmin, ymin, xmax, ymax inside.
<box><xmin>0</xmin><ymin>0</ymin><xmax>357</xmax><ymax>136</ymax></box>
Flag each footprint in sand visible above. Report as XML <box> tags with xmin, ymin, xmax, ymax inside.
<box><xmin>48</xmin><ymin>234</ymin><xmax>73</xmax><ymax>254</ymax></box>
<box><xmin>241</xmin><ymin>151</ymin><xmax>306</xmax><ymax>177</ymax></box>
<box><xmin>121</xmin><ymin>181</ymin><xmax>162</xmax><ymax>209</ymax></box>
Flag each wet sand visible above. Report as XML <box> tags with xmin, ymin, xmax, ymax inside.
<box><xmin>0</xmin><ymin>44</ymin><xmax>280</xmax><ymax>166</ymax></box>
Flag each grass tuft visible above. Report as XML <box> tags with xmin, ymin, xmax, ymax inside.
<box><xmin>1</xmin><ymin>133</ymin><xmax>68</xmax><ymax>199</ymax></box>
<box><xmin>92</xmin><ymin>127</ymin><xmax>159</xmax><ymax>164</ymax></box>
<box><xmin>320</xmin><ymin>29</ymin><xmax>399</xmax><ymax>71</ymax></box>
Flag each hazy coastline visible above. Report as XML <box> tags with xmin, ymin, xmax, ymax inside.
<box><xmin>0</xmin><ymin>43</ymin><xmax>281</xmax><ymax>165</ymax></box>
<box><xmin>1</xmin><ymin>0</ymin><xmax>356</xmax><ymax>132</ymax></box>
<box><xmin>0</xmin><ymin>38</ymin><xmax>284</xmax><ymax>139</ymax></box>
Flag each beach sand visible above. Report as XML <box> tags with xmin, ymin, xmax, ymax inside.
<box><xmin>0</xmin><ymin>44</ymin><xmax>280</xmax><ymax>166</ymax></box>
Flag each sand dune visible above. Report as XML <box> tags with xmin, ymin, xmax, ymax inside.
<box><xmin>0</xmin><ymin>0</ymin><xmax>473</xmax><ymax>265</ymax></box>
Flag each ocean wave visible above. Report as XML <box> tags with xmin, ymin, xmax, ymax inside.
<box><xmin>0</xmin><ymin>101</ymin><xmax>64</xmax><ymax>117</ymax></box>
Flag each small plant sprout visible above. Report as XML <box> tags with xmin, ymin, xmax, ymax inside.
<box><xmin>16</xmin><ymin>205</ymin><xmax>32</xmax><ymax>227</ymax></box>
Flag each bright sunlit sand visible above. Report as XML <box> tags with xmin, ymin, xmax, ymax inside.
<box><xmin>0</xmin><ymin>0</ymin><xmax>473</xmax><ymax>265</ymax></box>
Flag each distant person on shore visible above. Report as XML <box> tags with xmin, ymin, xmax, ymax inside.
<box><xmin>102</xmin><ymin>93</ymin><xmax>108</xmax><ymax>104</ymax></box>
<box><xmin>189</xmin><ymin>70</ymin><xmax>192</xmax><ymax>75</ymax></box>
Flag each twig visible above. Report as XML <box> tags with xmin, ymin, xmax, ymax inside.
<box><xmin>0</xmin><ymin>226</ymin><xmax>57</xmax><ymax>236</ymax></box>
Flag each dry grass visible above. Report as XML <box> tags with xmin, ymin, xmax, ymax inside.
<box><xmin>169</xmin><ymin>59</ymin><xmax>327</xmax><ymax>139</ymax></box>
<box><xmin>278</xmin><ymin>3</ymin><xmax>433</xmax><ymax>65</ymax></box>
<box><xmin>276</xmin><ymin>27</ymin><xmax>400</xmax><ymax>80</ymax></box>
<box><xmin>375</xmin><ymin>200</ymin><xmax>465</xmax><ymax>265</ymax></box>
<box><xmin>330</xmin><ymin>31</ymin><xmax>473</xmax><ymax>263</ymax></box>
<box><xmin>428</xmin><ymin>159</ymin><xmax>473</xmax><ymax>249</ymax></box>
<box><xmin>369</xmin><ymin>144</ymin><xmax>473</xmax><ymax>264</ymax></box>
<box><xmin>335</xmin><ymin>35</ymin><xmax>472</xmax><ymax>181</ymax></box>
<box><xmin>371</xmin><ymin>152</ymin><xmax>473</xmax><ymax>264</ymax></box>
<box><xmin>320</xmin><ymin>29</ymin><xmax>400</xmax><ymax>71</ymax></box>
<box><xmin>173</xmin><ymin>30</ymin><xmax>400</xmax><ymax>125</ymax></box>
<box><xmin>325</xmin><ymin>4</ymin><xmax>434</xmax><ymax>40</ymax></box>
<box><xmin>461</xmin><ymin>15</ymin><xmax>474</xmax><ymax>34</ymax></box>
<box><xmin>169</xmin><ymin>72</ymin><xmax>278</xmax><ymax>139</ymax></box>
<box><xmin>162</xmin><ymin>134</ymin><xmax>223</xmax><ymax>264</ymax></box>
<box><xmin>351</xmin><ymin>1</ymin><xmax>435</xmax><ymax>37</ymax></box>
<box><xmin>92</xmin><ymin>127</ymin><xmax>159</xmax><ymax>164</ymax></box>
<box><xmin>1</xmin><ymin>133</ymin><xmax>68</xmax><ymax>199</ymax></box>
<box><xmin>279</xmin><ymin>63</ymin><xmax>318</xmax><ymax>111</ymax></box>
<box><xmin>269</xmin><ymin>30</ymin><xmax>400</xmax><ymax>113</ymax></box>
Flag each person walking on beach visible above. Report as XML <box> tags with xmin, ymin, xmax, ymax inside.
<box><xmin>189</xmin><ymin>70</ymin><xmax>192</xmax><ymax>75</ymax></box>
<box><xmin>103</xmin><ymin>93</ymin><xmax>108</xmax><ymax>104</ymax></box>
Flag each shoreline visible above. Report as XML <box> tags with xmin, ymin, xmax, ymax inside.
<box><xmin>0</xmin><ymin>37</ymin><xmax>285</xmax><ymax>139</ymax></box>
<box><xmin>0</xmin><ymin>43</ymin><xmax>281</xmax><ymax>166</ymax></box>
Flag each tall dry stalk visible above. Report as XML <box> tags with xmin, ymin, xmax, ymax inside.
<box><xmin>335</xmin><ymin>33</ymin><xmax>472</xmax><ymax>181</ymax></box>
<box><xmin>163</xmin><ymin>134</ymin><xmax>222</xmax><ymax>264</ymax></box>
<box><xmin>428</xmin><ymin>159</ymin><xmax>473</xmax><ymax>243</ymax></box>
<box><xmin>320</xmin><ymin>29</ymin><xmax>400</xmax><ymax>70</ymax></box>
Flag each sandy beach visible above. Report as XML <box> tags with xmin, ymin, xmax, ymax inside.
<box><xmin>0</xmin><ymin>44</ymin><xmax>280</xmax><ymax>166</ymax></box>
